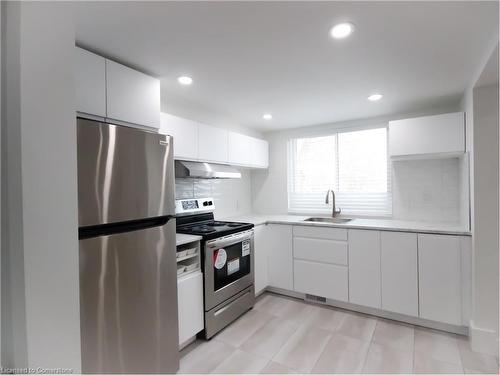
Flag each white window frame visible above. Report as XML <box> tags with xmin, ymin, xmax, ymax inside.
<box><xmin>287</xmin><ymin>124</ymin><xmax>392</xmax><ymax>217</ymax></box>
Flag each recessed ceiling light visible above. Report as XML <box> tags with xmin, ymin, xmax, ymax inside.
<box><xmin>368</xmin><ymin>93</ymin><xmax>383</xmax><ymax>101</ymax></box>
<box><xmin>262</xmin><ymin>113</ymin><xmax>273</xmax><ymax>120</ymax></box>
<box><xmin>330</xmin><ymin>22</ymin><xmax>354</xmax><ymax>39</ymax></box>
<box><xmin>177</xmin><ymin>76</ymin><xmax>193</xmax><ymax>85</ymax></box>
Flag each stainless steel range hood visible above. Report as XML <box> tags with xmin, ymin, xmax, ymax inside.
<box><xmin>175</xmin><ymin>160</ymin><xmax>241</xmax><ymax>179</ymax></box>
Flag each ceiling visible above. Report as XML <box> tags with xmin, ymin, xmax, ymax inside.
<box><xmin>75</xmin><ymin>1</ymin><xmax>498</xmax><ymax>132</ymax></box>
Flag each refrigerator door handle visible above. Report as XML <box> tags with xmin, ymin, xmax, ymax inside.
<box><xmin>79</xmin><ymin>215</ymin><xmax>176</xmax><ymax>240</ymax></box>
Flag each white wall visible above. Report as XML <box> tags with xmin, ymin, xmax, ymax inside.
<box><xmin>460</xmin><ymin>39</ymin><xmax>499</xmax><ymax>355</ymax></box>
<box><xmin>470</xmin><ymin>82</ymin><xmax>499</xmax><ymax>355</ymax></box>
<box><xmin>392</xmin><ymin>158</ymin><xmax>464</xmax><ymax>223</ymax></box>
<box><xmin>2</xmin><ymin>2</ymin><xmax>28</xmax><ymax>366</ymax></box>
<box><xmin>176</xmin><ymin>171</ymin><xmax>253</xmax><ymax>219</ymax></box>
<box><xmin>2</xmin><ymin>2</ymin><xmax>81</xmax><ymax>370</ymax></box>
<box><xmin>252</xmin><ymin>104</ymin><xmax>463</xmax><ymax>218</ymax></box>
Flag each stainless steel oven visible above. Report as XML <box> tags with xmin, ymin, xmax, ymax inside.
<box><xmin>204</xmin><ymin>229</ymin><xmax>254</xmax><ymax>310</ymax></box>
<box><xmin>175</xmin><ymin>198</ymin><xmax>255</xmax><ymax>339</ymax></box>
<box><xmin>203</xmin><ymin>229</ymin><xmax>255</xmax><ymax>338</ymax></box>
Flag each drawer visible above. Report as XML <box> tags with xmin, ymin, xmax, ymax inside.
<box><xmin>293</xmin><ymin>237</ymin><xmax>348</xmax><ymax>265</ymax></box>
<box><xmin>294</xmin><ymin>260</ymin><xmax>348</xmax><ymax>301</ymax></box>
<box><xmin>293</xmin><ymin>225</ymin><xmax>347</xmax><ymax>241</ymax></box>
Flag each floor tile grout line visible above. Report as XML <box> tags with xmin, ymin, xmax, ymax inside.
<box><xmin>359</xmin><ymin>317</ymin><xmax>379</xmax><ymax>373</ymax></box>
<box><xmin>412</xmin><ymin>324</ymin><xmax>416</xmax><ymax>374</ymax></box>
<box><xmin>307</xmin><ymin>331</ymin><xmax>334</xmax><ymax>374</ymax></box>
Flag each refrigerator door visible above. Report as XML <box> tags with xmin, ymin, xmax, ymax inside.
<box><xmin>79</xmin><ymin>218</ymin><xmax>179</xmax><ymax>374</ymax></box>
<box><xmin>77</xmin><ymin>118</ymin><xmax>175</xmax><ymax>227</ymax></box>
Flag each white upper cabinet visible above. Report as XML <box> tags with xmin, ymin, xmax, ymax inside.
<box><xmin>418</xmin><ymin>234</ymin><xmax>462</xmax><ymax>325</ymax></box>
<box><xmin>75</xmin><ymin>47</ymin><xmax>161</xmax><ymax>129</ymax></box>
<box><xmin>228</xmin><ymin>132</ymin><xmax>268</xmax><ymax>168</ymax></box>
<box><xmin>389</xmin><ymin>112</ymin><xmax>465</xmax><ymax>158</ymax></box>
<box><xmin>198</xmin><ymin>124</ymin><xmax>228</xmax><ymax>163</ymax></box>
<box><xmin>252</xmin><ymin>137</ymin><xmax>269</xmax><ymax>168</ymax></box>
<box><xmin>160</xmin><ymin>113</ymin><xmax>199</xmax><ymax>160</ymax></box>
<box><xmin>158</xmin><ymin>112</ymin><xmax>268</xmax><ymax>168</ymax></box>
<box><xmin>106</xmin><ymin>60</ymin><xmax>160</xmax><ymax>129</ymax></box>
<box><xmin>228</xmin><ymin>132</ymin><xmax>252</xmax><ymax>166</ymax></box>
<box><xmin>75</xmin><ymin>47</ymin><xmax>106</xmax><ymax>117</ymax></box>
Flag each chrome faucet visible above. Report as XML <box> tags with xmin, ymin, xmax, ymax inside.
<box><xmin>325</xmin><ymin>189</ymin><xmax>341</xmax><ymax>217</ymax></box>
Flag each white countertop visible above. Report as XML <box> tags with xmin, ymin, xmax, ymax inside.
<box><xmin>176</xmin><ymin>233</ymin><xmax>202</xmax><ymax>246</ymax></box>
<box><xmin>223</xmin><ymin>214</ymin><xmax>471</xmax><ymax>236</ymax></box>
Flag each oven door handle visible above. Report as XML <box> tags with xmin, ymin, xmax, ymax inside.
<box><xmin>206</xmin><ymin>230</ymin><xmax>253</xmax><ymax>249</ymax></box>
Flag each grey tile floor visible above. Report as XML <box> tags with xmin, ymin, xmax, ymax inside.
<box><xmin>179</xmin><ymin>293</ymin><xmax>499</xmax><ymax>374</ymax></box>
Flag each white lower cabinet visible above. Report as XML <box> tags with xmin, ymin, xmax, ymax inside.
<box><xmin>348</xmin><ymin>230</ymin><xmax>381</xmax><ymax>308</ymax></box>
<box><xmin>418</xmin><ymin>234</ymin><xmax>462</xmax><ymax>325</ymax></box>
<box><xmin>381</xmin><ymin>232</ymin><xmax>418</xmax><ymax>317</ymax></box>
<box><xmin>294</xmin><ymin>259</ymin><xmax>348</xmax><ymax>301</ymax></box>
<box><xmin>253</xmin><ymin>225</ymin><xmax>269</xmax><ymax>295</ymax></box>
<box><xmin>260</xmin><ymin>223</ymin><xmax>469</xmax><ymax>329</ymax></box>
<box><xmin>266</xmin><ymin>224</ymin><xmax>293</xmax><ymax>291</ymax></box>
<box><xmin>177</xmin><ymin>272</ymin><xmax>204</xmax><ymax>346</ymax></box>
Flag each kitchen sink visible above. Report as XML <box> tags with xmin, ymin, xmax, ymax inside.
<box><xmin>304</xmin><ymin>217</ymin><xmax>353</xmax><ymax>224</ymax></box>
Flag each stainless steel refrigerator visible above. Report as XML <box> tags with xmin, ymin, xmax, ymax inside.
<box><xmin>76</xmin><ymin>118</ymin><xmax>179</xmax><ymax>374</ymax></box>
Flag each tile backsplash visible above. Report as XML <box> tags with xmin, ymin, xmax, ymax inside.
<box><xmin>175</xmin><ymin>169</ymin><xmax>252</xmax><ymax>219</ymax></box>
<box><xmin>392</xmin><ymin>157</ymin><xmax>466</xmax><ymax>224</ymax></box>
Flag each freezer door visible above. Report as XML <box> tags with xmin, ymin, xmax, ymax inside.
<box><xmin>77</xmin><ymin>118</ymin><xmax>175</xmax><ymax>227</ymax></box>
<box><xmin>79</xmin><ymin>219</ymin><xmax>179</xmax><ymax>374</ymax></box>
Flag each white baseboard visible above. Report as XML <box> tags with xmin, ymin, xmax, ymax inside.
<box><xmin>470</xmin><ymin>320</ymin><xmax>499</xmax><ymax>356</ymax></box>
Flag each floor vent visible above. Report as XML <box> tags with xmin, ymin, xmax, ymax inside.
<box><xmin>305</xmin><ymin>294</ymin><xmax>327</xmax><ymax>303</ymax></box>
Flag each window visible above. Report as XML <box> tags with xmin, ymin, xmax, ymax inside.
<box><xmin>288</xmin><ymin>127</ymin><xmax>391</xmax><ymax>216</ymax></box>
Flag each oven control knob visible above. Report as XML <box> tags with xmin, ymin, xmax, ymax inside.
<box><xmin>203</xmin><ymin>201</ymin><xmax>209</xmax><ymax>206</ymax></box>
<box><xmin>208</xmin><ymin>201</ymin><xmax>213</xmax><ymax>206</ymax></box>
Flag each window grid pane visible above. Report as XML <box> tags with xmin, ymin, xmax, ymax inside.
<box><xmin>288</xmin><ymin>126</ymin><xmax>391</xmax><ymax>216</ymax></box>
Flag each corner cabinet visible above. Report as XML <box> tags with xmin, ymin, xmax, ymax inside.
<box><xmin>75</xmin><ymin>46</ymin><xmax>160</xmax><ymax>130</ymax></box>
<box><xmin>389</xmin><ymin>112</ymin><xmax>465</xmax><ymax>158</ymax></box>
<box><xmin>266</xmin><ymin>224</ymin><xmax>293</xmax><ymax>291</ymax></box>
<box><xmin>253</xmin><ymin>225</ymin><xmax>269</xmax><ymax>295</ymax></box>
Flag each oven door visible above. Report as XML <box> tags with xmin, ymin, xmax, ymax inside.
<box><xmin>204</xmin><ymin>229</ymin><xmax>254</xmax><ymax>310</ymax></box>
